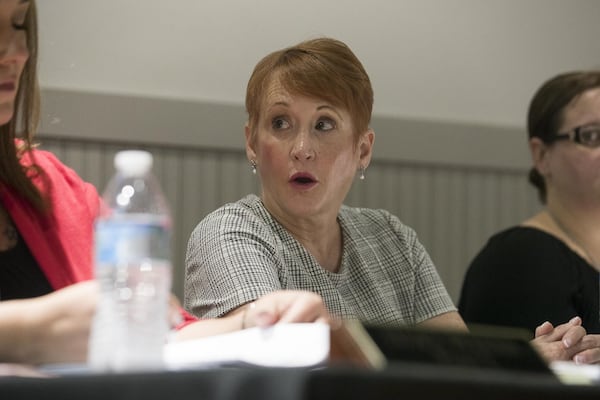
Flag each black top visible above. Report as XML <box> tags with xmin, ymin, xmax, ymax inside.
<box><xmin>459</xmin><ymin>226</ymin><xmax>600</xmax><ymax>335</ymax></box>
<box><xmin>0</xmin><ymin>228</ymin><xmax>53</xmax><ymax>300</ymax></box>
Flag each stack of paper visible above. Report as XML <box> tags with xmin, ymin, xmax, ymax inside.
<box><xmin>551</xmin><ymin>361</ymin><xmax>600</xmax><ymax>385</ymax></box>
<box><xmin>163</xmin><ymin>322</ymin><xmax>330</xmax><ymax>369</ymax></box>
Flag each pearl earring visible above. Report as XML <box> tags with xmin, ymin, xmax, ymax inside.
<box><xmin>359</xmin><ymin>166</ymin><xmax>365</xmax><ymax>180</ymax></box>
<box><xmin>250</xmin><ymin>160</ymin><xmax>257</xmax><ymax>174</ymax></box>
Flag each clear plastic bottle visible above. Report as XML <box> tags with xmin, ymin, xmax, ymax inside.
<box><xmin>88</xmin><ymin>150</ymin><xmax>172</xmax><ymax>372</ymax></box>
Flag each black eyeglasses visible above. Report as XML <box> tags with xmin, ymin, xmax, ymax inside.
<box><xmin>550</xmin><ymin>124</ymin><xmax>600</xmax><ymax>148</ymax></box>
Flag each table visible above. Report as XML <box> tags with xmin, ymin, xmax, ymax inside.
<box><xmin>1</xmin><ymin>362</ymin><xmax>599</xmax><ymax>400</ymax></box>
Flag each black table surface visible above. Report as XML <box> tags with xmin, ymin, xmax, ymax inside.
<box><xmin>1</xmin><ymin>361</ymin><xmax>599</xmax><ymax>400</ymax></box>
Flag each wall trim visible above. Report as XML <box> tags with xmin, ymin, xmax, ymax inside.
<box><xmin>39</xmin><ymin>88</ymin><xmax>531</xmax><ymax>170</ymax></box>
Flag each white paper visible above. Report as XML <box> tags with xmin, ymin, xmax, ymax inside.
<box><xmin>550</xmin><ymin>361</ymin><xmax>600</xmax><ymax>385</ymax></box>
<box><xmin>163</xmin><ymin>322</ymin><xmax>330</xmax><ymax>369</ymax></box>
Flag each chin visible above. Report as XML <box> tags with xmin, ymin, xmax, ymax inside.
<box><xmin>0</xmin><ymin>108</ymin><xmax>14</xmax><ymax>126</ymax></box>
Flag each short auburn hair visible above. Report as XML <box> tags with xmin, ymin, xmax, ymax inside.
<box><xmin>245</xmin><ymin>37</ymin><xmax>373</xmax><ymax>145</ymax></box>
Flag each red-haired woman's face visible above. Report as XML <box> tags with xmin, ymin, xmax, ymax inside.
<box><xmin>245</xmin><ymin>81</ymin><xmax>373</xmax><ymax>225</ymax></box>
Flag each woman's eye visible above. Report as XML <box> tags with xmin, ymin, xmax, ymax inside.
<box><xmin>12</xmin><ymin>8</ymin><xmax>28</xmax><ymax>31</ymax></box>
<box><xmin>315</xmin><ymin>119</ymin><xmax>335</xmax><ymax>131</ymax></box>
<box><xmin>581</xmin><ymin>126</ymin><xmax>600</xmax><ymax>147</ymax></box>
<box><xmin>271</xmin><ymin>118</ymin><xmax>290</xmax><ymax>130</ymax></box>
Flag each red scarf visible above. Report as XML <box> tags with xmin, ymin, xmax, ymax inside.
<box><xmin>0</xmin><ymin>146</ymin><xmax>99</xmax><ymax>290</ymax></box>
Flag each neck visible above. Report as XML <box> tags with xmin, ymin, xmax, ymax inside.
<box><xmin>546</xmin><ymin>193</ymin><xmax>600</xmax><ymax>236</ymax></box>
<box><xmin>267</xmin><ymin>206</ymin><xmax>343</xmax><ymax>273</ymax></box>
<box><xmin>260</xmin><ymin>193</ymin><xmax>345</xmax><ymax>272</ymax></box>
<box><xmin>290</xmin><ymin>218</ymin><xmax>343</xmax><ymax>273</ymax></box>
<box><xmin>545</xmin><ymin>197</ymin><xmax>600</xmax><ymax>270</ymax></box>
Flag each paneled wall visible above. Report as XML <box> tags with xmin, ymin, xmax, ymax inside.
<box><xmin>38</xmin><ymin>135</ymin><xmax>540</xmax><ymax>303</ymax></box>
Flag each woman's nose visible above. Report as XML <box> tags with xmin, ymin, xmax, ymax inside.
<box><xmin>0</xmin><ymin>28</ymin><xmax>28</xmax><ymax>65</ymax></box>
<box><xmin>291</xmin><ymin>131</ymin><xmax>316</xmax><ymax>161</ymax></box>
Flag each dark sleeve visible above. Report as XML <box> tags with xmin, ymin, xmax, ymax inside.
<box><xmin>458</xmin><ymin>228</ymin><xmax>581</xmax><ymax>335</ymax></box>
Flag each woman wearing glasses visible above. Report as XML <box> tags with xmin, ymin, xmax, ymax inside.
<box><xmin>459</xmin><ymin>71</ymin><xmax>600</xmax><ymax>363</ymax></box>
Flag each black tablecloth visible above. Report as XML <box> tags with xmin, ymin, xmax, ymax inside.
<box><xmin>1</xmin><ymin>362</ymin><xmax>599</xmax><ymax>400</ymax></box>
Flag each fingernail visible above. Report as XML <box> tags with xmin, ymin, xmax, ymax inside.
<box><xmin>574</xmin><ymin>355</ymin><xmax>584</xmax><ymax>364</ymax></box>
<box><xmin>254</xmin><ymin>312</ymin><xmax>272</xmax><ymax>327</ymax></box>
<box><xmin>569</xmin><ymin>316</ymin><xmax>580</xmax><ymax>323</ymax></box>
<box><xmin>563</xmin><ymin>338</ymin><xmax>572</xmax><ymax>348</ymax></box>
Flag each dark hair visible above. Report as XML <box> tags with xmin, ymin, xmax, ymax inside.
<box><xmin>245</xmin><ymin>37</ymin><xmax>373</xmax><ymax>146</ymax></box>
<box><xmin>527</xmin><ymin>70</ymin><xmax>600</xmax><ymax>203</ymax></box>
<box><xmin>0</xmin><ymin>0</ymin><xmax>44</xmax><ymax>211</ymax></box>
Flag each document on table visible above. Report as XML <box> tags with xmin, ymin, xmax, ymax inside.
<box><xmin>163</xmin><ymin>322</ymin><xmax>330</xmax><ymax>369</ymax></box>
<box><xmin>551</xmin><ymin>361</ymin><xmax>600</xmax><ymax>385</ymax></box>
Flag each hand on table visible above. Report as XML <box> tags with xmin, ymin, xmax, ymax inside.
<box><xmin>242</xmin><ymin>290</ymin><xmax>331</xmax><ymax>329</ymax></box>
<box><xmin>532</xmin><ymin>316</ymin><xmax>600</xmax><ymax>364</ymax></box>
<box><xmin>175</xmin><ymin>290</ymin><xmax>332</xmax><ymax>341</ymax></box>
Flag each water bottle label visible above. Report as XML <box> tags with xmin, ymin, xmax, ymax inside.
<box><xmin>95</xmin><ymin>218</ymin><xmax>170</xmax><ymax>265</ymax></box>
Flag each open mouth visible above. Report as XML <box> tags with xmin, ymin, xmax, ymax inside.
<box><xmin>295</xmin><ymin>177</ymin><xmax>314</xmax><ymax>184</ymax></box>
<box><xmin>290</xmin><ymin>173</ymin><xmax>317</xmax><ymax>186</ymax></box>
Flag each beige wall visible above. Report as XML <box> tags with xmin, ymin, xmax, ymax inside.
<box><xmin>39</xmin><ymin>1</ymin><xmax>594</xmax><ymax>304</ymax></box>
<box><xmin>37</xmin><ymin>1</ymin><xmax>600</xmax><ymax>128</ymax></box>
<box><xmin>38</xmin><ymin>89</ymin><xmax>540</xmax><ymax>303</ymax></box>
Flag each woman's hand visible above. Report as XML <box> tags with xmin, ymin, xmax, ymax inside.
<box><xmin>242</xmin><ymin>290</ymin><xmax>331</xmax><ymax>328</ymax></box>
<box><xmin>175</xmin><ymin>290</ymin><xmax>331</xmax><ymax>341</ymax></box>
<box><xmin>531</xmin><ymin>316</ymin><xmax>600</xmax><ymax>364</ymax></box>
<box><xmin>569</xmin><ymin>334</ymin><xmax>600</xmax><ymax>364</ymax></box>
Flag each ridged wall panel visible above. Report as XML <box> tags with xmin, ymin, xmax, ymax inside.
<box><xmin>39</xmin><ymin>136</ymin><xmax>540</xmax><ymax>303</ymax></box>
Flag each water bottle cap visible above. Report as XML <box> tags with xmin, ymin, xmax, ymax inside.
<box><xmin>114</xmin><ymin>150</ymin><xmax>153</xmax><ymax>177</ymax></box>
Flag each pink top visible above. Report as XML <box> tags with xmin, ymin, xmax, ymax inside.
<box><xmin>0</xmin><ymin>146</ymin><xmax>99</xmax><ymax>290</ymax></box>
<box><xmin>0</xmin><ymin>144</ymin><xmax>197</xmax><ymax>327</ymax></box>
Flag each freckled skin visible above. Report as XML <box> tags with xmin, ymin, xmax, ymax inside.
<box><xmin>246</xmin><ymin>84</ymin><xmax>373</xmax><ymax>228</ymax></box>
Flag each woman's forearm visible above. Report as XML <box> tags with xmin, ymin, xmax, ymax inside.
<box><xmin>0</xmin><ymin>299</ymin><xmax>34</xmax><ymax>363</ymax></box>
<box><xmin>174</xmin><ymin>307</ymin><xmax>245</xmax><ymax>341</ymax></box>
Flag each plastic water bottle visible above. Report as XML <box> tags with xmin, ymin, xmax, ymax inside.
<box><xmin>88</xmin><ymin>150</ymin><xmax>172</xmax><ymax>372</ymax></box>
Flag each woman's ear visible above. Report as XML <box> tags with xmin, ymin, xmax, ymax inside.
<box><xmin>358</xmin><ymin>129</ymin><xmax>375</xmax><ymax>168</ymax></box>
<box><xmin>529</xmin><ymin>137</ymin><xmax>550</xmax><ymax>177</ymax></box>
<box><xmin>245</xmin><ymin>123</ymin><xmax>257</xmax><ymax>162</ymax></box>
